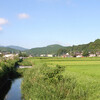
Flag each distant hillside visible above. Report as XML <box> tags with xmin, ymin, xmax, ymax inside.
<box><xmin>66</xmin><ymin>39</ymin><xmax>100</xmax><ymax>52</ymax></box>
<box><xmin>26</xmin><ymin>44</ymin><xmax>65</xmax><ymax>56</ymax></box>
<box><xmin>0</xmin><ymin>47</ymin><xmax>19</xmax><ymax>53</ymax></box>
<box><xmin>88</xmin><ymin>39</ymin><xmax>100</xmax><ymax>51</ymax></box>
<box><xmin>7</xmin><ymin>45</ymin><xmax>28</xmax><ymax>51</ymax></box>
<box><xmin>56</xmin><ymin>39</ymin><xmax>100</xmax><ymax>55</ymax></box>
<box><xmin>1</xmin><ymin>39</ymin><xmax>99</xmax><ymax>55</ymax></box>
<box><xmin>26</xmin><ymin>39</ymin><xmax>100</xmax><ymax>56</ymax></box>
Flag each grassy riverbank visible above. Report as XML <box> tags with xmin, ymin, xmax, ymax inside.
<box><xmin>0</xmin><ymin>57</ymin><xmax>22</xmax><ymax>99</ymax></box>
<box><xmin>0</xmin><ymin>57</ymin><xmax>21</xmax><ymax>80</ymax></box>
<box><xmin>21</xmin><ymin>57</ymin><xmax>100</xmax><ymax>100</ymax></box>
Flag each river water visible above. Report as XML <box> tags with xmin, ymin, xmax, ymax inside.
<box><xmin>4</xmin><ymin>78</ymin><xmax>23</xmax><ymax>100</ymax></box>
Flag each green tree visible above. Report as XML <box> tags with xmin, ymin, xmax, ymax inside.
<box><xmin>57</xmin><ymin>49</ymin><xmax>67</xmax><ymax>56</ymax></box>
<box><xmin>19</xmin><ymin>51</ymin><xmax>28</xmax><ymax>57</ymax></box>
<box><xmin>82</xmin><ymin>50</ymin><xmax>89</xmax><ymax>57</ymax></box>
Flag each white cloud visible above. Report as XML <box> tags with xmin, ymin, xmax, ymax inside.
<box><xmin>18</xmin><ymin>13</ymin><xmax>30</xmax><ymax>19</ymax></box>
<box><xmin>0</xmin><ymin>18</ymin><xmax>8</xmax><ymax>25</ymax></box>
<box><xmin>0</xmin><ymin>27</ymin><xmax>3</xmax><ymax>31</ymax></box>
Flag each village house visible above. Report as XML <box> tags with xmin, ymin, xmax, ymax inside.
<box><xmin>3</xmin><ymin>54</ymin><xmax>14</xmax><ymax>58</ymax></box>
<box><xmin>0</xmin><ymin>52</ymin><xmax>3</xmax><ymax>56</ymax></box>
<box><xmin>76</xmin><ymin>54</ymin><xmax>83</xmax><ymax>58</ymax></box>
<box><xmin>29</xmin><ymin>55</ymin><xmax>33</xmax><ymax>57</ymax></box>
<box><xmin>40</xmin><ymin>54</ymin><xmax>46</xmax><ymax>57</ymax></box>
<box><xmin>74</xmin><ymin>52</ymin><xmax>83</xmax><ymax>57</ymax></box>
<box><xmin>47</xmin><ymin>54</ymin><xmax>53</xmax><ymax>57</ymax></box>
<box><xmin>96</xmin><ymin>52</ymin><xmax>100</xmax><ymax>57</ymax></box>
<box><xmin>3</xmin><ymin>54</ymin><xmax>17</xmax><ymax>59</ymax></box>
<box><xmin>89</xmin><ymin>54</ymin><xmax>96</xmax><ymax>57</ymax></box>
<box><xmin>62</xmin><ymin>53</ymin><xmax>72</xmax><ymax>58</ymax></box>
<box><xmin>97</xmin><ymin>54</ymin><xmax>100</xmax><ymax>57</ymax></box>
<box><xmin>0</xmin><ymin>52</ymin><xmax>2</xmax><ymax>55</ymax></box>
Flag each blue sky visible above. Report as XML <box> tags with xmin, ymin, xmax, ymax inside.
<box><xmin>0</xmin><ymin>0</ymin><xmax>100</xmax><ymax>48</ymax></box>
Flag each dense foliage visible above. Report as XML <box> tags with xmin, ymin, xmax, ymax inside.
<box><xmin>82</xmin><ymin>50</ymin><xmax>89</xmax><ymax>57</ymax></box>
<box><xmin>19</xmin><ymin>52</ymin><xmax>28</xmax><ymax>57</ymax></box>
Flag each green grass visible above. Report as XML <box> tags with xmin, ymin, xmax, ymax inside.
<box><xmin>0</xmin><ymin>58</ymin><xmax>23</xmax><ymax>100</ymax></box>
<box><xmin>21</xmin><ymin>57</ymin><xmax>100</xmax><ymax>100</ymax></box>
<box><xmin>0</xmin><ymin>58</ymin><xmax>19</xmax><ymax>79</ymax></box>
<box><xmin>18</xmin><ymin>58</ymin><xmax>33</xmax><ymax>66</ymax></box>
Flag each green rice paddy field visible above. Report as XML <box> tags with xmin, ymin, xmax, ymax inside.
<box><xmin>21</xmin><ymin>57</ymin><xmax>100</xmax><ymax>100</ymax></box>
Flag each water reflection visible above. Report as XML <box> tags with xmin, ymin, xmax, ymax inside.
<box><xmin>4</xmin><ymin>78</ymin><xmax>23</xmax><ymax>100</ymax></box>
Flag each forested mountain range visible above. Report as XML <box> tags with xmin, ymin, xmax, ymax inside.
<box><xmin>0</xmin><ymin>45</ymin><xmax>27</xmax><ymax>53</ymax></box>
<box><xmin>57</xmin><ymin>39</ymin><xmax>100</xmax><ymax>56</ymax></box>
<box><xmin>0</xmin><ymin>47</ymin><xmax>19</xmax><ymax>53</ymax></box>
<box><xmin>26</xmin><ymin>39</ymin><xmax>100</xmax><ymax>56</ymax></box>
<box><xmin>7</xmin><ymin>45</ymin><xmax>28</xmax><ymax>51</ymax></box>
<box><xmin>0</xmin><ymin>39</ymin><xmax>100</xmax><ymax>56</ymax></box>
<box><xmin>65</xmin><ymin>39</ymin><xmax>100</xmax><ymax>52</ymax></box>
<box><xmin>26</xmin><ymin>44</ymin><xmax>65</xmax><ymax>56</ymax></box>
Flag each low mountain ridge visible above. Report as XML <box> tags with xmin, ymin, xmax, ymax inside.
<box><xmin>0</xmin><ymin>39</ymin><xmax>100</xmax><ymax>55</ymax></box>
<box><xmin>26</xmin><ymin>44</ymin><xmax>65</xmax><ymax>56</ymax></box>
<box><xmin>0</xmin><ymin>45</ymin><xmax>27</xmax><ymax>53</ymax></box>
<box><xmin>0</xmin><ymin>47</ymin><xmax>19</xmax><ymax>53</ymax></box>
<box><xmin>7</xmin><ymin>45</ymin><xmax>28</xmax><ymax>51</ymax></box>
<box><xmin>58</xmin><ymin>39</ymin><xmax>100</xmax><ymax>55</ymax></box>
<box><xmin>26</xmin><ymin>39</ymin><xmax>100</xmax><ymax>56</ymax></box>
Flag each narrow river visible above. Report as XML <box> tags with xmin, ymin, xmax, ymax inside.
<box><xmin>4</xmin><ymin>78</ymin><xmax>23</xmax><ymax>100</ymax></box>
